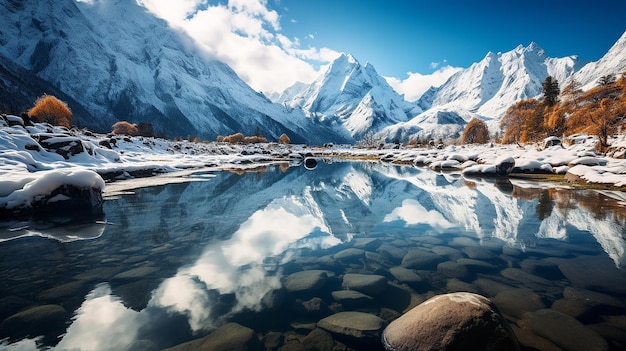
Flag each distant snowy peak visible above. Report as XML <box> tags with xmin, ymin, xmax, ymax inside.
<box><xmin>375</xmin><ymin>107</ymin><xmax>487</xmax><ymax>142</ymax></box>
<box><xmin>420</xmin><ymin>42</ymin><xmax>581</xmax><ymax>119</ymax></box>
<box><xmin>282</xmin><ymin>53</ymin><xmax>421</xmax><ymax>138</ymax></box>
<box><xmin>575</xmin><ymin>31</ymin><xmax>626</xmax><ymax>90</ymax></box>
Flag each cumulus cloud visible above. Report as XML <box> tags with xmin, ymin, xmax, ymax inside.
<box><xmin>138</xmin><ymin>0</ymin><xmax>340</xmax><ymax>95</ymax></box>
<box><xmin>385</xmin><ymin>65</ymin><xmax>462</xmax><ymax>102</ymax></box>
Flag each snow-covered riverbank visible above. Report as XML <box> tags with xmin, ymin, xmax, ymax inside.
<box><xmin>2</xmin><ymin>115</ymin><xmax>626</xmax><ymax>216</ymax></box>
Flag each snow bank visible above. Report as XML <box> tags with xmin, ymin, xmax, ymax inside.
<box><xmin>0</xmin><ymin>169</ymin><xmax>105</xmax><ymax>211</ymax></box>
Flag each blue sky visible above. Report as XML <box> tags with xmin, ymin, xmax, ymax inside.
<box><xmin>140</xmin><ymin>0</ymin><xmax>626</xmax><ymax>98</ymax></box>
<box><xmin>277</xmin><ymin>0</ymin><xmax>626</xmax><ymax>77</ymax></box>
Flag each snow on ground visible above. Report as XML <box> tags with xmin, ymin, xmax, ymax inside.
<box><xmin>1</xmin><ymin>115</ymin><xmax>626</xmax><ymax>215</ymax></box>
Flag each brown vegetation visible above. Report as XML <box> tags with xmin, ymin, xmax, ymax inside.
<box><xmin>279</xmin><ymin>133</ymin><xmax>291</xmax><ymax>145</ymax></box>
<box><xmin>461</xmin><ymin>118</ymin><xmax>490</xmax><ymax>144</ymax></box>
<box><xmin>112</xmin><ymin>121</ymin><xmax>139</xmax><ymax>135</ymax></box>
<box><xmin>219</xmin><ymin>132</ymin><xmax>268</xmax><ymax>144</ymax></box>
<box><xmin>501</xmin><ymin>74</ymin><xmax>626</xmax><ymax>149</ymax></box>
<box><xmin>28</xmin><ymin>94</ymin><xmax>73</xmax><ymax>127</ymax></box>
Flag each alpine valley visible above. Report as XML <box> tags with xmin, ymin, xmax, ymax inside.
<box><xmin>1</xmin><ymin>0</ymin><xmax>625</xmax><ymax>144</ymax></box>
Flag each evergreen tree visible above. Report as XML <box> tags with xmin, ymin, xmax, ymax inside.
<box><xmin>542</xmin><ymin>76</ymin><xmax>560</xmax><ymax>107</ymax></box>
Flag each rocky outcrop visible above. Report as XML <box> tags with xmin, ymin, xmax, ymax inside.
<box><xmin>381</xmin><ymin>292</ymin><xmax>519</xmax><ymax>351</ymax></box>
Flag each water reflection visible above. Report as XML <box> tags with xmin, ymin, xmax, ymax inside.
<box><xmin>0</xmin><ymin>214</ymin><xmax>106</xmax><ymax>243</ymax></box>
<box><xmin>1</xmin><ymin>160</ymin><xmax>625</xmax><ymax>350</ymax></box>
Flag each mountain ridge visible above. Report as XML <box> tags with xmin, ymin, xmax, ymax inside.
<box><xmin>0</xmin><ymin>0</ymin><xmax>623</xmax><ymax>144</ymax></box>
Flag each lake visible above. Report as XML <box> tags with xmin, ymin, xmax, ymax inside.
<box><xmin>1</xmin><ymin>160</ymin><xmax>626</xmax><ymax>350</ymax></box>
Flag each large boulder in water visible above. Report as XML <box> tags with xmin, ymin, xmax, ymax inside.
<box><xmin>381</xmin><ymin>292</ymin><xmax>519</xmax><ymax>351</ymax></box>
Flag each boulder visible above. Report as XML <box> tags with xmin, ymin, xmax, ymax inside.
<box><xmin>382</xmin><ymin>292</ymin><xmax>519</xmax><ymax>351</ymax></box>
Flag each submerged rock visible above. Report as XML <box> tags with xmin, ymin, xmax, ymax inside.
<box><xmin>317</xmin><ymin>311</ymin><xmax>385</xmax><ymax>341</ymax></box>
<box><xmin>342</xmin><ymin>274</ymin><xmax>388</xmax><ymax>296</ymax></box>
<box><xmin>0</xmin><ymin>304</ymin><xmax>67</xmax><ymax>340</ymax></box>
<box><xmin>382</xmin><ymin>292</ymin><xmax>519</xmax><ymax>351</ymax></box>
<box><xmin>518</xmin><ymin>309</ymin><xmax>608</xmax><ymax>351</ymax></box>
<box><xmin>162</xmin><ymin>322</ymin><xmax>262</xmax><ymax>351</ymax></box>
<box><xmin>283</xmin><ymin>270</ymin><xmax>329</xmax><ymax>293</ymax></box>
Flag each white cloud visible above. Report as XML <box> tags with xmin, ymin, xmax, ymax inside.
<box><xmin>137</xmin><ymin>0</ymin><xmax>340</xmax><ymax>94</ymax></box>
<box><xmin>385</xmin><ymin>65</ymin><xmax>462</xmax><ymax>102</ymax></box>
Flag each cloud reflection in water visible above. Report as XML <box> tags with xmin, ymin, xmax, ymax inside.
<box><xmin>151</xmin><ymin>195</ymin><xmax>341</xmax><ymax>331</ymax></box>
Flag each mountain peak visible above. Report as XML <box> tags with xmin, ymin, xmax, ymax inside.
<box><xmin>334</xmin><ymin>53</ymin><xmax>359</xmax><ymax>66</ymax></box>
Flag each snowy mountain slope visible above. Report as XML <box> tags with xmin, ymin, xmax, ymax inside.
<box><xmin>418</xmin><ymin>43</ymin><xmax>581</xmax><ymax>119</ymax></box>
<box><xmin>0</xmin><ymin>0</ymin><xmax>348</xmax><ymax>144</ymax></box>
<box><xmin>279</xmin><ymin>54</ymin><xmax>421</xmax><ymax>139</ymax></box>
<box><xmin>574</xmin><ymin>31</ymin><xmax>626</xmax><ymax>90</ymax></box>
<box><xmin>374</xmin><ymin>107</ymin><xmax>489</xmax><ymax>142</ymax></box>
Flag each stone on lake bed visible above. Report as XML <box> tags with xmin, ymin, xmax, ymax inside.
<box><xmin>342</xmin><ymin>274</ymin><xmax>388</xmax><ymax>296</ymax></box>
<box><xmin>162</xmin><ymin>322</ymin><xmax>262</xmax><ymax>351</ymax></box>
<box><xmin>500</xmin><ymin>268</ymin><xmax>551</xmax><ymax>287</ymax></box>
<box><xmin>456</xmin><ymin>258</ymin><xmax>498</xmax><ymax>272</ymax></box>
<box><xmin>283</xmin><ymin>270</ymin><xmax>329</xmax><ymax>293</ymax></box>
<box><xmin>352</xmin><ymin>238</ymin><xmax>382</xmax><ymax>250</ymax></box>
<box><xmin>333</xmin><ymin>248</ymin><xmax>366</xmax><ymax>261</ymax></box>
<box><xmin>389</xmin><ymin>266</ymin><xmax>423</xmax><ymax>284</ymax></box>
<box><xmin>401</xmin><ymin>249</ymin><xmax>444</xmax><ymax>269</ymax></box>
<box><xmin>492</xmin><ymin>288</ymin><xmax>545</xmax><ymax>319</ymax></box>
<box><xmin>562</xmin><ymin>286</ymin><xmax>626</xmax><ymax>312</ymax></box>
<box><xmin>0</xmin><ymin>304</ymin><xmax>67</xmax><ymax>339</ymax></box>
<box><xmin>317</xmin><ymin>311</ymin><xmax>385</xmax><ymax>341</ymax></box>
<box><xmin>382</xmin><ymin>292</ymin><xmax>519</xmax><ymax>351</ymax></box>
<box><xmin>553</xmin><ymin>255</ymin><xmax>626</xmax><ymax>295</ymax></box>
<box><xmin>462</xmin><ymin>246</ymin><xmax>498</xmax><ymax>260</ymax></box>
<box><xmin>437</xmin><ymin>261</ymin><xmax>470</xmax><ymax>280</ymax></box>
<box><xmin>331</xmin><ymin>290</ymin><xmax>374</xmax><ymax>308</ymax></box>
<box><xmin>111</xmin><ymin>266</ymin><xmax>159</xmax><ymax>281</ymax></box>
<box><xmin>518</xmin><ymin>309</ymin><xmax>608</xmax><ymax>351</ymax></box>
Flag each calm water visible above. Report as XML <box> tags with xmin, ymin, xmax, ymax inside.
<box><xmin>1</xmin><ymin>160</ymin><xmax>626</xmax><ymax>350</ymax></box>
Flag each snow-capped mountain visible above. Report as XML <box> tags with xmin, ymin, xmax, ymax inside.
<box><xmin>375</xmin><ymin>107</ymin><xmax>489</xmax><ymax>142</ymax></box>
<box><xmin>574</xmin><ymin>31</ymin><xmax>626</xmax><ymax>90</ymax></box>
<box><xmin>0</xmin><ymin>0</ymin><xmax>349</xmax><ymax>144</ymax></box>
<box><xmin>277</xmin><ymin>54</ymin><xmax>422</xmax><ymax>139</ymax></box>
<box><xmin>418</xmin><ymin>42</ymin><xmax>581</xmax><ymax>119</ymax></box>
<box><xmin>371</xmin><ymin>42</ymin><xmax>589</xmax><ymax>142</ymax></box>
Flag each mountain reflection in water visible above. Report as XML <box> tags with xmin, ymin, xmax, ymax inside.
<box><xmin>1</xmin><ymin>160</ymin><xmax>625</xmax><ymax>350</ymax></box>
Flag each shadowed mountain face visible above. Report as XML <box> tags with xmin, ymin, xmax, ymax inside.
<box><xmin>0</xmin><ymin>0</ymin><xmax>349</xmax><ymax>143</ymax></box>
